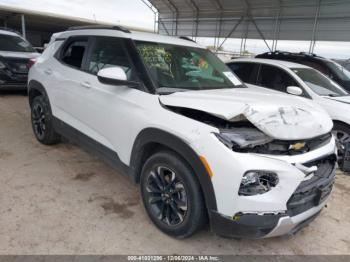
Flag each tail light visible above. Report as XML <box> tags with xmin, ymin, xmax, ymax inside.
<box><xmin>27</xmin><ymin>58</ymin><xmax>37</xmax><ymax>69</ymax></box>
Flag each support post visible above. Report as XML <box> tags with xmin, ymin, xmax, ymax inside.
<box><xmin>218</xmin><ymin>17</ymin><xmax>243</xmax><ymax>50</ymax></box>
<box><xmin>21</xmin><ymin>14</ymin><xmax>26</xmax><ymax>39</ymax></box>
<box><xmin>141</xmin><ymin>0</ymin><xmax>160</xmax><ymax>34</ymax></box>
<box><xmin>272</xmin><ymin>7</ymin><xmax>281</xmax><ymax>51</ymax></box>
<box><xmin>309</xmin><ymin>0</ymin><xmax>321</xmax><ymax>54</ymax></box>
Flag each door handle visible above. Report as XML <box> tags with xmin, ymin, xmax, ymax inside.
<box><xmin>44</xmin><ymin>68</ymin><xmax>53</xmax><ymax>75</ymax></box>
<box><xmin>80</xmin><ymin>82</ymin><xmax>91</xmax><ymax>88</ymax></box>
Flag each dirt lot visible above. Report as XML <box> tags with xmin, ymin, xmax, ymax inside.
<box><xmin>0</xmin><ymin>93</ymin><xmax>349</xmax><ymax>255</ymax></box>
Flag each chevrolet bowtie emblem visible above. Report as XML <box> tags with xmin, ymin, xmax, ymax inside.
<box><xmin>290</xmin><ymin>142</ymin><xmax>306</xmax><ymax>150</ymax></box>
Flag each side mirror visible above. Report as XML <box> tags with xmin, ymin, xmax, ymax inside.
<box><xmin>97</xmin><ymin>67</ymin><xmax>139</xmax><ymax>87</ymax></box>
<box><xmin>287</xmin><ymin>86</ymin><xmax>303</xmax><ymax>96</ymax></box>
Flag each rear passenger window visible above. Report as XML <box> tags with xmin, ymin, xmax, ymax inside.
<box><xmin>227</xmin><ymin>62</ymin><xmax>259</xmax><ymax>85</ymax></box>
<box><xmin>257</xmin><ymin>65</ymin><xmax>299</xmax><ymax>93</ymax></box>
<box><xmin>87</xmin><ymin>37</ymin><xmax>136</xmax><ymax>81</ymax></box>
<box><xmin>298</xmin><ymin>60</ymin><xmax>333</xmax><ymax>78</ymax></box>
<box><xmin>62</xmin><ymin>40</ymin><xmax>88</xmax><ymax>69</ymax></box>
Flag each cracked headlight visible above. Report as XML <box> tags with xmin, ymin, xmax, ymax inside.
<box><xmin>215</xmin><ymin>128</ymin><xmax>273</xmax><ymax>151</ymax></box>
<box><xmin>239</xmin><ymin>171</ymin><xmax>279</xmax><ymax>196</ymax></box>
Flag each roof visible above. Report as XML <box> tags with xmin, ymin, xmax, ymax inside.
<box><xmin>0</xmin><ymin>4</ymin><xmax>149</xmax><ymax>33</ymax></box>
<box><xmin>147</xmin><ymin>0</ymin><xmax>350</xmax><ymax>41</ymax></box>
<box><xmin>228</xmin><ymin>58</ymin><xmax>310</xmax><ymax>69</ymax></box>
<box><xmin>54</xmin><ymin>28</ymin><xmax>204</xmax><ymax>48</ymax></box>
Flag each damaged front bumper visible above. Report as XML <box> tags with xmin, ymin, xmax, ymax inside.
<box><xmin>209</xmin><ymin>155</ymin><xmax>336</xmax><ymax>238</ymax></box>
<box><xmin>209</xmin><ymin>201</ymin><xmax>325</xmax><ymax>239</ymax></box>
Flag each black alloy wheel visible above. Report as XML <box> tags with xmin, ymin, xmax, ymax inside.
<box><xmin>30</xmin><ymin>95</ymin><xmax>60</xmax><ymax>145</ymax></box>
<box><xmin>140</xmin><ymin>151</ymin><xmax>207</xmax><ymax>238</ymax></box>
<box><xmin>145</xmin><ymin>165</ymin><xmax>188</xmax><ymax>226</ymax></box>
<box><xmin>32</xmin><ymin>102</ymin><xmax>46</xmax><ymax>140</ymax></box>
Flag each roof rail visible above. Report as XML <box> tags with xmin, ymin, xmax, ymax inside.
<box><xmin>298</xmin><ymin>52</ymin><xmax>323</xmax><ymax>58</ymax></box>
<box><xmin>179</xmin><ymin>36</ymin><xmax>196</xmax><ymax>43</ymax></box>
<box><xmin>67</xmin><ymin>25</ymin><xmax>131</xmax><ymax>33</ymax></box>
<box><xmin>0</xmin><ymin>27</ymin><xmax>21</xmax><ymax>35</ymax></box>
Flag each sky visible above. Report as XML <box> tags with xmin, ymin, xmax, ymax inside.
<box><xmin>1</xmin><ymin>0</ymin><xmax>350</xmax><ymax>59</ymax></box>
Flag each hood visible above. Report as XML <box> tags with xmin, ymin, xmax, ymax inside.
<box><xmin>0</xmin><ymin>51</ymin><xmax>40</xmax><ymax>59</ymax></box>
<box><xmin>324</xmin><ymin>95</ymin><xmax>350</xmax><ymax>105</ymax></box>
<box><xmin>159</xmin><ymin>87</ymin><xmax>333</xmax><ymax>140</ymax></box>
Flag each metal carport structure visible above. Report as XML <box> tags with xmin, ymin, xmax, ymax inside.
<box><xmin>142</xmin><ymin>0</ymin><xmax>350</xmax><ymax>53</ymax></box>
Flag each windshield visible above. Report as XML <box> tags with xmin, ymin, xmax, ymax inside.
<box><xmin>0</xmin><ymin>34</ymin><xmax>36</xmax><ymax>52</ymax></box>
<box><xmin>324</xmin><ymin>60</ymin><xmax>350</xmax><ymax>81</ymax></box>
<box><xmin>135</xmin><ymin>41</ymin><xmax>243</xmax><ymax>93</ymax></box>
<box><xmin>292</xmin><ymin>68</ymin><xmax>348</xmax><ymax>97</ymax></box>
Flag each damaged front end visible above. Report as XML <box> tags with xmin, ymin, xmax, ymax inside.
<box><xmin>166</xmin><ymin>105</ymin><xmax>332</xmax><ymax>156</ymax></box>
<box><xmin>159</xmin><ymin>88</ymin><xmax>336</xmax><ymax>238</ymax></box>
<box><xmin>215</xmin><ymin>128</ymin><xmax>332</xmax><ymax>155</ymax></box>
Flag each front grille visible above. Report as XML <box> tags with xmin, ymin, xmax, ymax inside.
<box><xmin>240</xmin><ymin>133</ymin><xmax>332</xmax><ymax>155</ymax></box>
<box><xmin>287</xmin><ymin>154</ymin><xmax>336</xmax><ymax>216</ymax></box>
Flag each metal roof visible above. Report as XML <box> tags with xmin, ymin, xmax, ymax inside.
<box><xmin>146</xmin><ymin>0</ymin><xmax>350</xmax><ymax>44</ymax></box>
<box><xmin>0</xmin><ymin>4</ymin><xmax>148</xmax><ymax>33</ymax></box>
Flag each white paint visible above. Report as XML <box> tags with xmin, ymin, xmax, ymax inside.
<box><xmin>229</xmin><ymin>58</ymin><xmax>350</xmax><ymax>132</ymax></box>
<box><xmin>97</xmin><ymin>67</ymin><xmax>127</xmax><ymax>81</ymax></box>
<box><xmin>29</xmin><ymin>30</ymin><xmax>336</xmax><ymax>238</ymax></box>
<box><xmin>159</xmin><ymin>87</ymin><xmax>333</xmax><ymax>140</ymax></box>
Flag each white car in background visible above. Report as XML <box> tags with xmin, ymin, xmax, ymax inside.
<box><xmin>227</xmin><ymin>58</ymin><xmax>350</xmax><ymax>166</ymax></box>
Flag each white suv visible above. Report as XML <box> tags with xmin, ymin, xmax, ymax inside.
<box><xmin>28</xmin><ymin>26</ymin><xmax>337</xmax><ymax>239</ymax></box>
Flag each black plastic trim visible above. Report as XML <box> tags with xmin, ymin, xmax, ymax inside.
<box><xmin>209</xmin><ymin>210</ymin><xmax>283</xmax><ymax>238</ymax></box>
<box><xmin>0</xmin><ymin>84</ymin><xmax>27</xmax><ymax>90</ymax></box>
<box><xmin>28</xmin><ymin>80</ymin><xmax>49</xmax><ymax>105</ymax></box>
<box><xmin>52</xmin><ymin>117</ymin><xmax>131</xmax><ymax>176</ymax></box>
<box><xmin>67</xmin><ymin>25</ymin><xmax>131</xmax><ymax>33</ymax></box>
<box><xmin>97</xmin><ymin>75</ymin><xmax>140</xmax><ymax>88</ymax></box>
<box><xmin>129</xmin><ymin>128</ymin><xmax>217</xmax><ymax>211</ymax></box>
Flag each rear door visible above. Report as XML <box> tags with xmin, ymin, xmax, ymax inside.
<box><xmin>49</xmin><ymin>36</ymin><xmax>91</xmax><ymax>130</ymax></box>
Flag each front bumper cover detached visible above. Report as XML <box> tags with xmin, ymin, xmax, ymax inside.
<box><xmin>209</xmin><ymin>155</ymin><xmax>336</xmax><ymax>238</ymax></box>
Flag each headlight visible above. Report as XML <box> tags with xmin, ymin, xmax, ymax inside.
<box><xmin>239</xmin><ymin>171</ymin><xmax>279</xmax><ymax>196</ymax></box>
<box><xmin>0</xmin><ymin>61</ymin><xmax>6</xmax><ymax>70</ymax></box>
<box><xmin>215</xmin><ymin>128</ymin><xmax>273</xmax><ymax>151</ymax></box>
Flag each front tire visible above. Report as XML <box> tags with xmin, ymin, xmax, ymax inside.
<box><xmin>31</xmin><ymin>95</ymin><xmax>61</xmax><ymax>145</ymax></box>
<box><xmin>332</xmin><ymin>122</ymin><xmax>350</xmax><ymax>167</ymax></box>
<box><xmin>140</xmin><ymin>151</ymin><xmax>207</xmax><ymax>238</ymax></box>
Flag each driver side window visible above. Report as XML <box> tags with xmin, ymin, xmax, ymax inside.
<box><xmin>87</xmin><ymin>37</ymin><xmax>136</xmax><ymax>81</ymax></box>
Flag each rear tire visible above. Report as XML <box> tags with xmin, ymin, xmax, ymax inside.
<box><xmin>31</xmin><ymin>95</ymin><xmax>61</xmax><ymax>145</ymax></box>
<box><xmin>140</xmin><ymin>150</ymin><xmax>207</xmax><ymax>238</ymax></box>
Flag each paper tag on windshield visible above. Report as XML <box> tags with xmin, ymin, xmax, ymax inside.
<box><xmin>223</xmin><ymin>71</ymin><xmax>242</xmax><ymax>86</ymax></box>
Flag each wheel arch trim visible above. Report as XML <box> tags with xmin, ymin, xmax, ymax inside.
<box><xmin>28</xmin><ymin>80</ymin><xmax>49</xmax><ymax>106</ymax></box>
<box><xmin>129</xmin><ymin>127</ymin><xmax>217</xmax><ymax>211</ymax></box>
